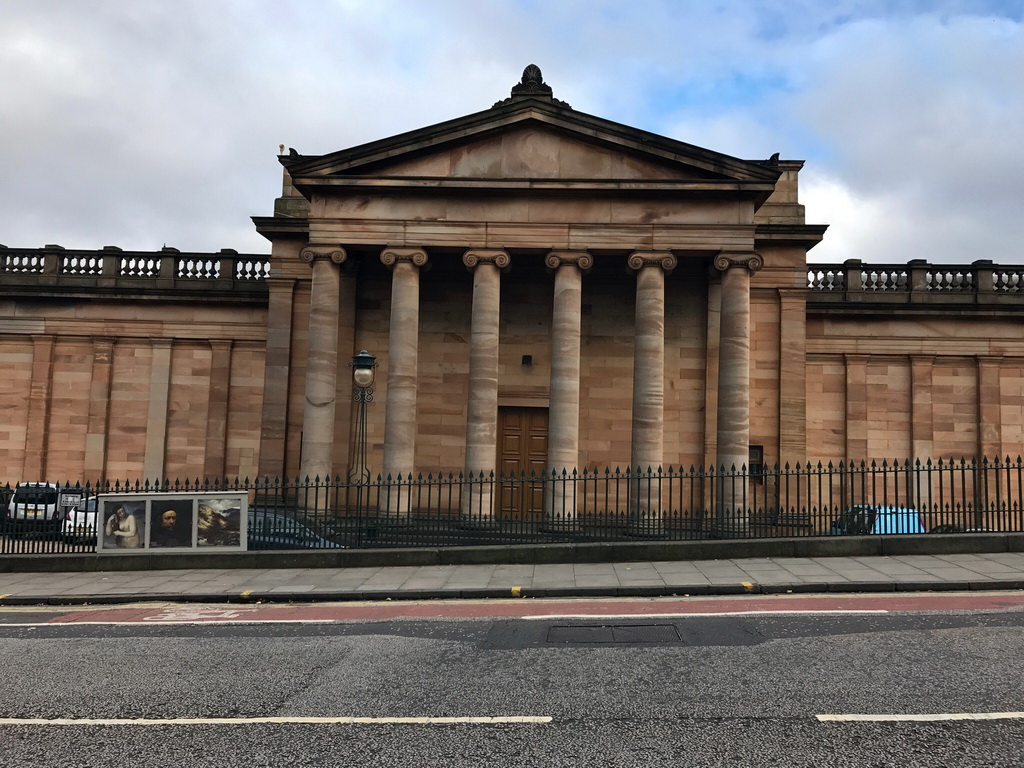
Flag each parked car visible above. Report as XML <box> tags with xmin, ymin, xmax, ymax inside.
<box><xmin>7</xmin><ymin>482</ymin><xmax>63</xmax><ymax>530</ymax></box>
<box><xmin>929</xmin><ymin>524</ymin><xmax>996</xmax><ymax>534</ymax></box>
<box><xmin>828</xmin><ymin>504</ymin><xmax>877</xmax><ymax>535</ymax></box>
<box><xmin>62</xmin><ymin>497</ymin><xmax>99</xmax><ymax>543</ymax></box>
<box><xmin>247</xmin><ymin>510</ymin><xmax>344</xmax><ymax>550</ymax></box>
<box><xmin>829</xmin><ymin>505</ymin><xmax>926</xmax><ymax>535</ymax></box>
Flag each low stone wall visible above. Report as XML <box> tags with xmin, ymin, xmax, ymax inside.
<box><xmin>2</xmin><ymin>532</ymin><xmax>1021</xmax><ymax>574</ymax></box>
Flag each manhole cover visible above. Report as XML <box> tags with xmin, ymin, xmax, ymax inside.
<box><xmin>547</xmin><ymin>623</ymin><xmax>681</xmax><ymax>644</ymax></box>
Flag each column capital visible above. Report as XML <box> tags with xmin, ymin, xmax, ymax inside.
<box><xmin>463</xmin><ymin>249</ymin><xmax>510</xmax><ymax>271</ymax></box>
<box><xmin>545</xmin><ymin>250</ymin><xmax>593</xmax><ymax>270</ymax></box>
<box><xmin>713</xmin><ymin>251</ymin><xmax>763</xmax><ymax>274</ymax></box>
<box><xmin>381</xmin><ymin>247</ymin><xmax>428</xmax><ymax>269</ymax></box>
<box><xmin>628</xmin><ymin>251</ymin><xmax>677</xmax><ymax>273</ymax></box>
<box><xmin>299</xmin><ymin>245</ymin><xmax>347</xmax><ymax>265</ymax></box>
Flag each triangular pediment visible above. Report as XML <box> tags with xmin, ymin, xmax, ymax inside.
<box><xmin>336</xmin><ymin>123</ymin><xmax>723</xmax><ymax>181</ymax></box>
<box><xmin>285</xmin><ymin>97</ymin><xmax>779</xmax><ymax>186</ymax></box>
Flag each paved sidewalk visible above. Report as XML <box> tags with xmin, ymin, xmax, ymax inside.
<box><xmin>1</xmin><ymin>552</ymin><xmax>1023</xmax><ymax>605</ymax></box>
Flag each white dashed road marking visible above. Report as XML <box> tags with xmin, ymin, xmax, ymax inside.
<box><xmin>522</xmin><ymin>610</ymin><xmax>889</xmax><ymax>619</ymax></box>
<box><xmin>818</xmin><ymin>712</ymin><xmax>1024</xmax><ymax>722</ymax></box>
<box><xmin>0</xmin><ymin>716</ymin><xmax>552</xmax><ymax>726</ymax></box>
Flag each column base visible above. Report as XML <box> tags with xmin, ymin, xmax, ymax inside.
<box><xmin>538</xmin><ymin>518</ymin><xmax>579</xmax><ymax>534</ymax></box>
<box><xmin>710</xmin><ymin>518</ymin><xmax>751</xmax><ymax>539</ymax></box>
<box><xmin>457</xmin><ymin>518</ymin><xmax>501</xmax><ymax>531</ymax></box>
<box><xmin>625</xmin><ymin>515</ymin><xmax>667</xmax><ymax>538</ymax></box>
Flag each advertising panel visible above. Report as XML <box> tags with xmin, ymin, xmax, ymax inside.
<box><xmin>96</xmin><ymin>492</ymin><xmax>248</xmax><ymax>553</ymax></box>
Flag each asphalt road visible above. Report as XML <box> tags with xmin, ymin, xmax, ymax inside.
<box><xmin>1</xmin><ymin>594</ymin><xmax>1023</xmax><ymax>767</ymax></box>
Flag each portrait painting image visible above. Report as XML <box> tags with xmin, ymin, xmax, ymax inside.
<box><xmin>101</xmin><ymin>500</ymin><xmax>145</xmax><ymax>550</ymax></box>
<box><xmin>149</xmin><ymin>499</ymin><xmax>194</xmax><ymax>548</ymax></box>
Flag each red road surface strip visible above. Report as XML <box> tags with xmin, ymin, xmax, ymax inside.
<box><xmin>35</xmin><ymin>591</ymin><xmax>1024</xmax><ymax>625</ymax></box>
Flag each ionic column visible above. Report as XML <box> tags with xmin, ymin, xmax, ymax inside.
<box><xmin>545</xmin><ymin>250</ymin><xmax>592</xmax><ymax>525</ymax></box>
<box><xmin>628</xmin><ymin>251</ymin><xmax>676</xmax><ymax>533</ymax></box>
<box><xmin>381</xmin><ymin>247</ymin><xmax>428</xmax><ymax>517</ymax></box>
<box><xmin>713</xmin><ymin>251</ymin><xmax>763</xmax><ymax>536</ymax></box>
<box><xmin>462</xmin><ymin>249</ymin><xmax>510</xmax><ymax>524</ymax></box>
<box><xmin>298</xmin><ymin>245</ymin><xmax>347</xmax><ymax>483</ymax></box>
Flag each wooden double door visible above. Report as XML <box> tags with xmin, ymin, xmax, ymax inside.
<box><xmin>497</xmin><ymin>406</ymin><xmax>548</xmax><ymax>519</ymax></box>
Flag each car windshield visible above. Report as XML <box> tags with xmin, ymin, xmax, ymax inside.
<box><xmin>250</xmin><ymin>513</ymin><xmax>319</xmax><ymax>536</ymax></box>
<box><xmin>13</xmin><ymin>487</ymin><xmax>59</xmax><ymax>505</ymax></box>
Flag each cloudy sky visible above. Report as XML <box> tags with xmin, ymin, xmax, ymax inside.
<box><xmin>2</xmin><ymin>0</ymin><xmax>1022</xmax><ymax>264</ymax></box>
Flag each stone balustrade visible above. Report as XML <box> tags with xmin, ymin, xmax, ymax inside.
<box><xmin>807</xmin><ymin>259</ymin><xmax>1024</xmax><ymax>298</ymax></box>
<box><xmin>0</xmin><ymin>245</ymin><xmax>270</xmax><ymax>283</ymax></box>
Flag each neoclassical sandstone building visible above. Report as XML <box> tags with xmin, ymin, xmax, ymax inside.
<box><xmin>2</xmin><ymin>67</ymin><xmax>1022</xmax><ymax>504</ymax></box>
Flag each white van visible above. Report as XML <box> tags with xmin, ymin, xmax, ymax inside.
<box><xmin>7</xmin><ymin>482</ymin><xmax>65</xmax><ymax>527</ymax></box>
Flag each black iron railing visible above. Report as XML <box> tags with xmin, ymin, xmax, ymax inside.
<box><xmin>2</xmin><ymin>457</ymin><xmax>1023</xmax><ymax>554</ymax></box>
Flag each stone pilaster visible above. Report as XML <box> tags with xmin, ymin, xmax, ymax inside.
<box><xmin>204</xmin><ymin>340</ymin><xmax>234</xmax><ymax>480</ymax></box>
<box><xmin>713</xmin><ymin>251</ymin><xmax>763</xmax><ymax>536</ymax></box>
<box><xmin>778</xmin><ymin>289</ymin><xmax>807</xmax><ymax>464</ymax></box>
<box><xmin>845</xmin><ymin>354</ymin><xmax>869</xmax><ymax>461</ymax></box>
<box><xmin>381</xmin><ymin>247</ymin><xmax>428</xmax><ymax>516</ymax></box>
<box><xmin>83</xmin><ymin>338</ymin><xmax>114</xmax><ymax>482</ymax></box>
<box><xmin>627</xmin><ymin>251</ymin><xmax>676</xmax><ymax>533</ymax></box>
<box><xmin>911</xmin><ymin>355</ymin><xmax>934</xmax><ymax>462</ymax></box>
<box><xmin>298</xmin><ymin>245</ymin><xmax>346</xmax><ymax>482</ymax></box>
<box><xmin>462</xmin><ymin>249</ymin><xmax>510</xmax><ymax>523</ymax></box>
<box><xmin>143</xmin><ymin>338</ymin><xmax>173</xmax><ymax>483</ymax></box>
<box><xmin>258</xmin><ymin>277</ymin><xmax>297</xmax><ymax>479</ymax></box>
<box><xmin>23</xmin><ymin>335</ymin><xmax>55</xmax><ymax>482</ymax></box>
<box><xmin>544</xmin><ymin>250</ymin><xmax>592</xmax><ymax>524</ymax></box>
<box><xmin>978</xmin><ymin>356</ymin><xmax>1002</xmax><ymax>462</ymax></box>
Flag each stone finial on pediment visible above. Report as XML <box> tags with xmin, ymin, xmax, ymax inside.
<box><xmin>494</xmin><ymin>64</ymin><xmax>571</xmax><ymax>108</ymax></box>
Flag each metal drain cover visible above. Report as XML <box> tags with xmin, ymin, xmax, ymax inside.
<box><xmin>547</xmin><ymin>624</ymin><xmax>681</xmax><ymax>644</ymax></box>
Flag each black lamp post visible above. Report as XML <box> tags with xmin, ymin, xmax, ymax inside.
<box><xmin>350</xmin><ymin>350</ymin><xmax>377</xmax><ymax>483</ymax></box>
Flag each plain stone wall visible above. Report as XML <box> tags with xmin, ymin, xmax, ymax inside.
<box><xmin>0</xmin><ymin>304</ymin><xmax>267</xmax><ymax>484</ymax></box>
<box><xmin>805</xmin><ymin>313</ymin><xmax>1024</xmax><ymax>463</ymax></box>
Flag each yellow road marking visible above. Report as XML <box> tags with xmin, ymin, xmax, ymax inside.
<box><xmin>741</xmin><ymin>582</ymin><xmax>755</xmax><ymax>592</ymax></box>
<box><xmin>511</xmin><ymin>586</ymin><xmax>522</xmax><ymax>597</ymax></box>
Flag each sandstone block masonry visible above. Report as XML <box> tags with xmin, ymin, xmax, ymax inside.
<box><xmin>1</xmin><ymin>68</ymin><xmax>1022</xmax><ymax>509</ymax></box>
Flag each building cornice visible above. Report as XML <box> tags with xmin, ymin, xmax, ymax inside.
<box><xmin>289</xmin><ymin>176</ymin><xmax>777</xmax><ymax>200</ymax></box>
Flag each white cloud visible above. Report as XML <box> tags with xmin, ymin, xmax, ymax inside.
<box><xmin>0</xmin><ymin>1</ymin><xmax>1021</xmax><ymax>266</ymax></box>
<box><xmin>792</xmin><ymin>14</ymin><xmax>1024</xmax><ymax>263</ymax></box>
